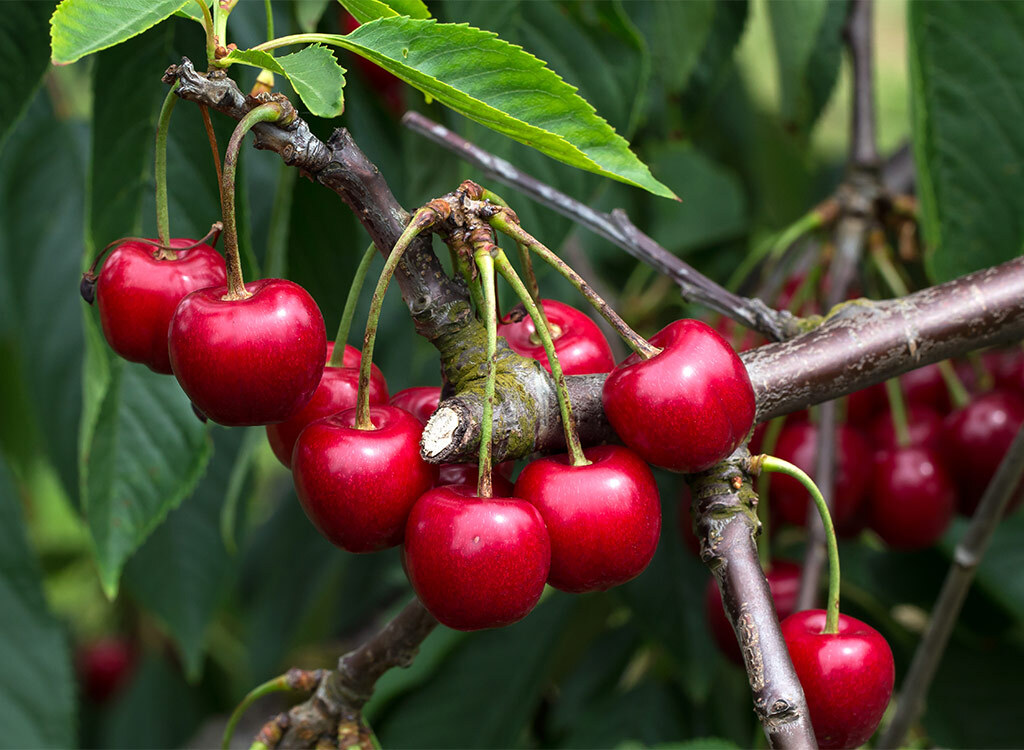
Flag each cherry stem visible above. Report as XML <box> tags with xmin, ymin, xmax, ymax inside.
<box><xmin>356</xmin><ymin>209</ymin><xmax>436</xmax><ymax>429</ymax></box>
<box><xmin>329</xmin><ymin>243</ymin><xmax>378</xmax><ymax>367</ymax></box>
<box><xmin>213</xmin><ymin>0</ymin><xmax>240</xmax><ymax>51</ymax></box>
<box><xmin>220</xmin><ymin>102</ymin><xmax>286</xmax><ymax>300</ymax></box>
<box><xmin>193</xmin><ymin>0</ymin><xmax>216</xmax><ymax>65</ymax></box>
<box><xmin>493</xmin><ymin>250</ymin><xmax>590</xmax><ymax>468</ymax></box>
<box><xmin>937</xmin><ymin>359</ymin><xmax>970</xmax><ymax>409</ymax></box>
<box><xmin>199</xmin><ymin>105</ymin><xmax>223</xmax><ymax>188</ymax></box>
<box><xmin>263</xmin><ymin>0</ymin><xmax>274</xmax><ymax>41</ymax></box>
<box><xmin>154</xmin><ymin>81</ymin><xmax>181</xmax><ymax>254</ymax></box>
<box><xmin>489</xmin><ymin>211</ymin><xmax>659</xmax><ymax>359</ymax></box>
<box><xmin>966</xmin><ymin>350</ymin><xmax>994</xmax><ymax>392</ymax></box>
<box><xmin>221</xmin><ymin>669</ymin><xmax>324</xmax><ymax>750</ymax></box>
<box><xmin>474</xmin><ymin>249</ymin><xmax>498</xmax><ymax>498</ymax></box>
<box><xmin>756</xmin><ymin>455</ymin><xmax>841</xmax><ymax>634</ymax></box>
<box><xmin>83</xmin><ymin>223</ymin><xmax>223</xmax><ymax>278</ymax></box>
<box><xmin>885</xmin><ymin>378</ymin><xmax>912</xmax><ymax>448</ymax></box>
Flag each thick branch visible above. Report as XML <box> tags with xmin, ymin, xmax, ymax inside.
<box><xmin>845</xmin><ymin>0</ymin><xmax>879</xmax><ymax>169</ymax></box>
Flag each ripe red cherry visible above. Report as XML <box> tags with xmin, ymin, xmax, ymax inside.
<box><xmin>513</xmin><ymin>445</ymin><xmax>661</xmax><ymax>592</ymax></box>
<box><xmin>390</xmin><ymin>386</ymin><xmax>441</xmax><ymax>425</ymax></box>
<box><xmin>96</xmin><ymin>239</ymin><xmax>225</xmax><ymax>374</ymax></box>
<box><xmin>781</xmin><ymin>610</ymin><xmax>894</xmax><ymax>749</ymax></box>
<box><xmin>265</xmin><ymin>343</ymin><xmax>389</xmax><ymax>467</ymax></box>
<box><xmin>293</xmin><ymin>405</ymin><xmax>437</xmax><ymax>552</ymax></box>
<box><xmin>704</xmin><ymin>561</ymin><xmax>800</xmax><ymax>665</ymax></box>
<box><xmin>845</xmin><ymin>383</ymin><xmax>887</xmax><ymax>427</ymax></box>
<box><xmin>436</xmin><ymin>463</ymin><xmax>515</xmax><ymax>496</ymax></box>
<box><xmin>403</xmin><ymin>485</ymin><xmax>551</xmax><ymax>631</ymax></box>
<box><xmin>868</xmin><ymin>446</ymin><xmax>955</xmax><ymax>549</ymax></box>
<box><xmin>868</xmin><ymin>404</ymin><xmax>945</xmax><ymax>451</ymax></box>
<box><xmin>335</xmin><ymin>343</ymin><xmax>387</xmax><ymax>387</ymax></box>
<box><xmin>602</xmin><ymin>319</ymin><xmax>756</xmax><ymax>473</ymax></box>
<box><xmin>500</xmin><ymin>299</ymin><xmax>615</xmax><ymax>375</ymax></box>
<box><xmin>770</xmin><ymin>422</ymin><xmax>871</xmax><ymax>528</ymax></box>
<box><xmin>169</xmin><ymin>278</ymin><xmax>326</xmax><ymax>426</ymax></box>
<box><xmin>901</xmin><ymin>363</ymin><xmax>953</xmax><ymax>412</ymax></box>
<box><xmin>942</xmin><ymin>390</ymin><xmax>1024</xmax><ymax>515</ymax></box>
<box><xmin>76</xmin><ymin>638</ymin><xmax>136</xmax><ymax>703</ymax></box>
<box><xmin>992</xmin><ymin>349</ymin><xmax>1024</xmax><ymax>395</ymax></box>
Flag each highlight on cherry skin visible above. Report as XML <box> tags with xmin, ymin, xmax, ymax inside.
<box><xmin>499</xmin><ymin>298</ymin><xmax>615</xmax><ymax>375</ymax></box>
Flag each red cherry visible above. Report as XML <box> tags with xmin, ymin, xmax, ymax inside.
<box><xmin>781</xmin><ymin>610</ymin><xmax>894</xmax><ymax>749</ymax></box>
<box><xmin>403</xmin><ymin>485</ymin><xmax>551</xmax><ymax>630</ymax></box>
<box><xmin>292</xmin><ymin>405</ymin><xmax>437</xmax><ymax>552</ymax></box>
<box><xmin>992</xmin><ymin>349</ymin><xmax>1024</xmax><ymax>395</ymax></box>
<box><xmin>96</xmin><ymin>239</ymin><xmax>225</xmax><ymax>374</ymax></box>
<box><xmin>76</xmin><ymin>638</ymin><xmax>136</xmax><ymax>703</ymax></box>
<box><xmin>868</xmin><ymin>446</ymin><xmax>955</xmax><ymax>549</ymax></box>
<box><xmin>390</xmin><ymin>386</ymin><xmax>441</xmax><ymax>425</ymax></box>
<box><xmin>169</xmin><ymin>279</ymin><xmax>326</xmax><ymax>426</ymax></box>
<box><xmin>770</xmin><ymin>423</ymin><xmax>871</xmax><ymax>528</ymax></box>
<box><xmin>266</xmin><ymin>343</ymin><xmax>389</xmax><ymax>467</ymax></box>
<box><xmin>900</xmin><ymin>363</ymin><xmax>951</xmax><ymax>412</ymax></box>
<box><xmin>942</xmin><ymin>390</ymin><xmax>1024</xmax><ymax>515</ymax></box>
<box><xmin>710</xmin><ymin>314</ymin><xmax>763</xmax><ymax>353</ymax></box>
<box><xmin>436</xmin><ymin>463</ymin><xmax>515</xmax><ymax>496</ymax></box>
<box><xmin>513</xmin><ymin>445</ymin><xmax>661</xmax><ymax>592</ymax></box>
<box><xmin>845</xmin><ymin>383</ymin><xmax>886</xmax><ymax>427</ymax></box>
<box><xmin>868</xmin><ymin>404</ymin><xmax>945</xmax><ymax>452</ymax></box>
<box><xmin>704</xmin><ymin>561</ymin><xmax>800</xmax><ymax>665</ymax></box>
<box><xmin>335</xmin><ymin>343</ymin><xmax>388</xmax><ymax>387</ymax></box>
<box><xmin>500</xmin><ymin>299</ymin><xmax>615</xmax><ymax>375</ymax></box>
<box><xmin>602</xmin><ymin>319</ymin><xmax>756</xmax><ymax>473</ymax></box>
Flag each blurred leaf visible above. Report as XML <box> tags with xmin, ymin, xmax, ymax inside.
<box><xmin>940</xmin><ymin>514</ymin><xmax>1024</xmax><ymax>622</ymax></box>
<box><xmin>646</xmin><ymin>0</ymin><xmax>716</xmax><ymax>94</ymax></box>
<box><xmin>50</xmin><ymin>0</ymin><xmax>188</xmax><ymax>64</ymax></box>
<box><xmin>0</xmin><ymin>461</ymin><xmax>75</xmax><ymax>749</ymax></box>
<box><xmin>222</xmin><ymin>46</ymin><xmax>347</xmax><ymax>118</ymax></box>
<box><xmin>0</xmin><ymin>1</ymin><xmax>54</xmax><ymax>151</ymax></box>
<box><xmin>909</xmin><ymin>0</ymin><xmax>1024</xmax><ymax>282</ymax></box>
<box><xmin>680</xmin><ymin>0</ymin><xmax>749</xmax><ymax>114</ymax></box>
<box><xmin>296</xmin><ymin>0</ymin><xmax>332</xmax><ymax>31</ymax></box>
<box><xmin>340</xmin><ymin>0</ymin><xmax>431</xmax><ymax>24</ymax></box>
<box><xmin>562</xmin><ymin>681</ymin><xmax>687</xmax><ymax>748</ymax></box>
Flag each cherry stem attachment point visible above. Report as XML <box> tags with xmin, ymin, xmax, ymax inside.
<box><xmin>82</xmin><ymin>223</ymin><xmax>223</xmax><ymax>283</ymax></box>
<box><xmin>330</xmin><ymin>243</ymin><xmax>379</xmax><ymax>368</ymax></box>
<box><xmin>474</xmin><ymin>249</ymin><xmax>499</xmax><ymax>498</ymax></box>
<box><xmin>221</xmin><ymin>668</ymin><xmax>324</xmax><ymax>750</ymax></box>
<box><xmin>753</xmin><ymin>454</ymin><xmax>841</xmax><ymax>634</ymax></box>
<box><xmin>154</xmin><ymin>81</ymin><xmax>181</xmax><ymax>253</ymax></box>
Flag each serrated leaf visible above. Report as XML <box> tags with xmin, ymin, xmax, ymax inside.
<box><xmin>222</xmin><ymin>45</ymin><xmax>346</xmax><ymax>118</ymax></box>
<box><xmin>175</xmin><ymin>0</ymin><xmax>211</xmax><ymax>22</ymax></box>
<box><xmin>0</xmin><ymin>1</ymin><xmax>54</xmax><ymax>151</ymax></box>
<box><xmin>909</xmin><ymin>0</ymin><xmax>1024</xmax><ymax>283</ymax></box>
<box><xmin>50</xmin><ymin>0</ymin><xmax>188</xmax><ymax>65</ymax></box>
<box><xmin>328</xmin><ymin>17</ymin><xmax>675</xmax><ymax>198</ymax></box>
<box><xmin>339</xmin><ymin>0</ymin><xmax>430</xmax><ymax>24</ymax></box>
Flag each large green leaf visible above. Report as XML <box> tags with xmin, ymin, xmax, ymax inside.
<box><xmin>647</xmin><ymin>0</ymin><xmax>717</xmax><ymax>94</ymax></box>
<box><xmin>0</xmin><ymin>1</ymin><xmax>54</xmax><ymax>151</ymax></box>
<box><xmin>322</xmin><ymin>17</ymin><xmax>675</xmax><ymax>198</ymax></box>
<box><xmin>0</xmin><ymin>461</ymin><xmax>75</xmax><ymax>749</ymax></box>
<box><xmin>909</xmin><ymin>0</ymin><xmax>1024</xmax><ymax>282</ymax></box>
<box><xmin>50</xmin><ymin>0</ymin><xmax>188</xmax><ymax>64</ymax></box>
<box><xmin>222</xmin><ymin>45</ymin><xmax>346</xmax><ymax>118</ymax></box>
<box><xmin>339</xmin><ymin>0</ymin><xmax>430</xmax><ymax>24</ymax></box>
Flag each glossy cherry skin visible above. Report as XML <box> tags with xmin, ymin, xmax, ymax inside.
<box><xmin>169</xmin><ymin>278</ymin><xmax>326</xmax><ymax>426</ymax></box>
<box><xmin>942</xmin><ymin>390</ymin><xmax>1024</xmax><ymax>515</ymax></box>
<box><xmin>403</xmin><ymin>485</ymin><xmax>551</xmax><ymax>631</ymax></box>
<box><xmin>96</xmin><ymin>239</ymin><xmax>225</xmax><ymax>374</ymax></box>
<box><xmin>266</xmin><ymin>343</ymin><xmax>389</xmax><ymax>467</ymax></box>
<box><xmin>500</xmin><ymin>299</ymin><xmax>615</xmax><ymax>375</ymax></box>
<box><xmin>602</xmin><ymin>319</ymin><xmax>756</xmax><ymax>473</ymax></box>
<box><xmin>705</xmin><ymin>561</ymin><xmax>800</xmax><ymax>665</ymax></box>
<box><xmin>513</xmin><ymin>445</ymin><xmax>661</xmax><ymax>592</ymax></box>
<box><xmin>868</xmin><ymin>404</ymin><xmax>945</xmax><ymax>451</ymax></box>
<box><xmin>770</xmin><ymin>423</ymin><xmax>872</xmax><ymax>528</ymax></box>
<box><xmin>390</xmin><ymin>386</ymin><xmax>441</xmax><ymax>425</ymax></box>
<box><xmin>76</xmin><ymin>638</ymin><xmax>136</xmax><ymax>703</ymax></box>
<box><xmin>869</xmin><ymin>446</ymin><xmax>955</xmax><ymax>549</ymax></box>
<box><xmin>781</xmin><ymin>610</ymin><xmax>894</xmax><ymax>749</ymax></box>
<box><xmin>293</xmin><ymin>405</ymin><xmax>437</xmax><ymax>552</ymax></box>
<box><xmin>436</xmin><ymin>463</ymin><xmax>515</xmax><ymax>496</ymax></box>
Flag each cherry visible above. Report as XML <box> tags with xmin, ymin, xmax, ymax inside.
<box><xmin>704</xmin><ymin>561</ymin><xmax>800</xmax><ymax>665</ymax></box>
<box><xmin>265</xmin><ymin>342</ymin><xmax>389</xmax><ymax>467</ymax></box>
<box><xmin>602</xmin><ymin>319</ymin><xmax>756</xmax><ymax>473</ymax></box>
<box><xmin>868</xmin><ymin>403</ymin><xmax>945</xmax><ymax>451</ymax></box>
<box><xmin>711</xmin><ymin>314</ymin><xmax>763</xmax><ymax>353</ymax></box>
<box><xmin>868</xmin><ymin>446</ymin><xmax>955</xmax><ymax>549</ymax></box>
<box><xmin>781</xmin><ymin>610</ymin><xmax>894</xmax><ymax>749</ymax></box>
<box><xmin>845</xmin><ymin>383</ymin><xmax>886</xmax><ymax>427</ymax></box>
<box><xmin>403</xmin><ymin>485</ymin><xmax>551</xmax><ymax>631</ymax></box>
<box><xmin>941</xmin><ymin>390</ymin><xmax>1024</xmax><ymax>515</ymax></box>
<box><xmin>96</xmin><ymin>239</ymin><xmax>225</xmax><ymax>374</ymax></box>
<box><xmin>292</xmin><ymin>405</ymin><xmax>437</xmax><ymax>552</ymax></box>
<box><xmin>992</xmin><ymin>349</ymin><xmax>1024</xmax><ymax>395</ymax></box>
<box><xmin>336</xmin><ymin>343</ymin><xmax>387</xmax><ymax>387</ymax></box>
<box><xmin>436</xmin><ymin>462</ymin><xmax>515</xmax><ymax>496</ymax></box>
<box><xmin>770</xmin><ymin>422</ymin><xmax>871</xmax><ymax>528</ymax></box>
<box><xmin>169</xmin><ymin>278</ymin><xmax>326</xmax><ymax>426</ymax></box>
<box><xmin>513</xmin><ymin>445</ymin><xmax>661</xmax><ymax>592</ymax></box>
<box><xmin>76</xmin><ymin>638</ymin><xmax>136</xmax><ymax>703</ymax></box>
<box><xmin>500</xmin><ymin>299</ymin><xmax>615</xmax><ymax>375</ymax></box>
<box><xmin>390</xmin><ymin>385</ymin><xmax>441</xmax><ymax>425</ymax></box>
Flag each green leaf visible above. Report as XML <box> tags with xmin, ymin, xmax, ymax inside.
<box><xmin>222</xmin><ymin>45</ymin><xmax>346</xmax><ymax>118</ymax></box>
<box><xmin>340</xmin><ymin>0</ymin><xmax>430</xmax><ymax>24</ymax></box>
<box><xmin>0</xmin><ymin>460</ymin><xmax>75</xmax><ymax>748</ymax></box>
<box><xmin>647</xmin><ymin>0</ymin><xmax>716</xmax><ymax>93</ymax></box>
<box><xmin>0</xmin><ymin>1</ymin><xmax>54</xmax><ymax>151</ymax></box>
<box><xmin>50</xmin><ymin>0</ymin><xmax>189</xmax><ymax>65</ymax></box>
<box><xmin>330</xmin><ymin>17</ymin><xmax>676</xmax><ymax>198</ymax></box>
<box><xmin>909</xmin><ymin>0</ymin><xmax>1024</xmax><ymax>282</ymax></box>
<box><xmin>175</xmin><ymin>0</ymin><xmax>211</xmax><ymax>23</ymax></box>
<box><xmin>296</xmin><ymin>0</ymin><xmax>332</xmax><ymax>32</ymax></box>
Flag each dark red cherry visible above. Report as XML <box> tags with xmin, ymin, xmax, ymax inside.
<box><xmin>868</xmin><ymin>446</ymin><xmax>955</xmax><ymax>549</ymax></box>
<box><xmin>845</xmin><ymin>382</ymin><xmax>887</xmax><ymax>427</ymax></box>
<box><xmin>265</xmin><ymin>342</ymin><xmax>389</xmax><ymax>467</ymax></box>
<box><xmin>992</xmin><ymin>349</ymin><xmax>1024</xmax><ymax>395</ymax></box>
<box><xmin>403</xmin><ymin>485</ymin><xmax>551</xmax><ymax>631</ymax></box>
<box><xmin>602</xmin><ymin>319</ymin><xmax>756</xmax><ymax>473</ymax></box>
<box><xmin>513</xmin><ymin>445</ymin><xmax>661</xmax><ymax>592</ymax></box>
<box><xmin>292</xmin><ymin>405</ymin><xmax>437</xmax><ymax>552</ymax></box>
<box><xmin>900</xmin><ymin>363</ymin><xmax>951</xmax><ymax>412</ymax></box>
<box><xmin>390</xmin><ymin>386</ymin><xmax>441</xmax><ymax>425</ymax></box>
<box><xmin>500</xmin><ymin>299</ymin><xmax>615</xmax><ymax>375</ymax></box>
<box><xmin>76</xmin><ymin>638</ymin><xmax>136</xmax><ymax>703</ymax></box>
<box><xmin>96</xmin><ymin>239</ymin><xmax>225</xmax><ymax>374</ymax></box>
<box><xmin>435</xmin><ymin>463</ymin><xmax>515</xmax><ymax>496</ymax></box>
<box><xmin>868</xmin><ymin>404</ymin><xmax>945</xmax><ymax>452</ymax></box>
<box><xmin>781</xmin><ymin>610</ymin><xmax>894</xmax><ymax>749</ymax></box>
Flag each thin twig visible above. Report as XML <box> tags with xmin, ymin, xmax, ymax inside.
<box><xmin>845</xmin><ymin>0</ymin><xmax>879</xmax><ymax>169</ymax></box>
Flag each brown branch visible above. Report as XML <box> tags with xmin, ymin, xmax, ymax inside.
<box><xmin>845</xmin><ymin>0</ymin><xmax>879</xmax><ymax>169</ymax></box>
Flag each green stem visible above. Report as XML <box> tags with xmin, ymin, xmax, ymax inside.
<box><xmin>754</xmin><ymin>416</ymin><xmax>787</xmax><ymax>568</ymax></box>
<box><xmin>154</xmin><ymin>81</ymin><xmax>180</xmax><ymax>253</ymax></box>
<box><xmin>870</xmin><ymin>243</ymin><xmax>911</xmax><ymax>298</ymax></box>
<box><xmin>938</xmin><ymin>360</ymin><xmax>971</xmax><ymax>409</ymax></box>
<box><xmin>213</xmin><ymin>0</ymin><xmax>239</xmax><ymax>49</ymax></box>
<box><xmin>474</xmin><ymin>249</ymin><xmax>498</xmax><ymax>498</ymax></box>
<box><xmin>493</xmin><ymin>251</ymin><xmax>589</xmax><ymax>467</ymax></box>
<box><xmin>480</xmin><ymin>189</ymin><xmax>544</xmax><ymax>307</ymax></box>
<box><xmin>263</xmin><ymin>0</ymin><xmax>274</xmax><ymax>41</ymax></box>
<box><xmin>264</xmin><ymin>164</ymin><xmax>296</xmax><ymax>278</ymax></box>
<box><xmin>220</xmin><ymin>103</ymin><xmax>286</xmax><ymax>299</ymax></box>
<box><xmin>489</xmin><ymin>212</ymin><xmax>658</xmax><ymax>359</ymax></box>
<box><xmin>356</xmin><ymin>210</ymin><xmax>435</xmax><ymax>428</ymax></box>
<box><xmin>193</xmin><ymin>0</ymin><xmax>216</xmax><ymax>65</ymax></box>
<box><xmin>222</xmin><ymin>675</ymin><xmax>293</xmax><ymax>750</ymax></box>
<box><xmin>758</xmin><ymin>455</ymin><xmax>841</xmax><ymax>634</ymax></box>
<box><xmin>967</xmin><ymin>350</ymin><xmax>994</xmax><ymax>392</ymax></box>
<box><xmin>449</xmin><ymin>241</ymin><xmax>486</xmax><ymax>313</ymax></box>
<box><xmin>726</xmin><ymin>204</ymin><xmax>830</xmax><ymax>291</ymax></box>
<box><xmin>330</xmin><ymin>243</ymin><xmax>378</xmax><ymax>367</ymax></box>
<box><xmin>884</xmin><ymin>378</ymin><xmax>911</xmax><ymax>448</ymax></box>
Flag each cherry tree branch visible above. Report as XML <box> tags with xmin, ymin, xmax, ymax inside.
<box><xmin>845</xmin><ymin>0</ymin><xmax>879</xmax><ymax>169</ymax></box>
